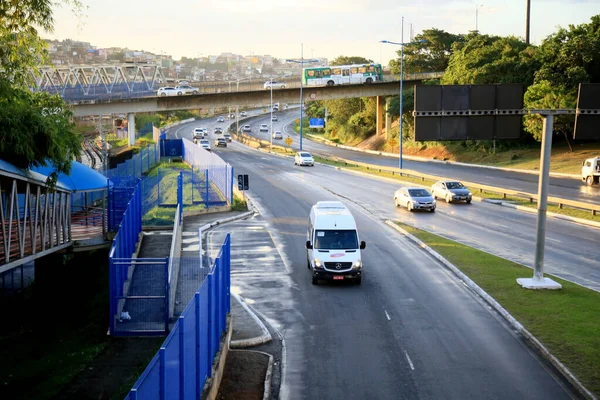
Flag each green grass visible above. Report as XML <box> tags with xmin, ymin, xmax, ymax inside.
<box><xmin>231</xmin><ymin>194</ymin><xmax>248</xmax><ymax>211</ymax></box>
<box><xmin>313</xmin><ymin>155</ymin><xmax>600</xmax><ymax>223</ymax></box>
<box><xmin>396</xmin><ymin>222</ymin><xmax>600</xmax><ymax>396</ymax></box>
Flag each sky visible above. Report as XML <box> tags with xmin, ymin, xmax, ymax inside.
<box><xmin>47</xmin><ymin>0</ymin><xmax>600</xmax><ymax>65</ymax></box>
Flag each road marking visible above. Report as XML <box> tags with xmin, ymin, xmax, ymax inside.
<box><xmin>404</xmin><ymin>351</ymin><xmax>415</xmax><ymax>370</ymax></box>
<box><xmin>384</xmin><ymin>310</ymin><xmax>391</xmax><ymax>321</ymax></box>
<box><xmin>547</xmin><ymin>237</ymin><xmax>561</xmax><ymax>243</ymax></box>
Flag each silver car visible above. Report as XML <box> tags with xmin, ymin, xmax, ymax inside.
<box><xmin>394</xmin><ymin>187</ymin><xmax>436</xmax><ymax>212</ymax></box>
<box><xmin>431</xmin><ymin>181</ymin><xmax>472</xmax><ymax>204</ymax></box>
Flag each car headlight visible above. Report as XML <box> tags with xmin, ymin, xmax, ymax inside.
<box><xmin>352</xmin><ymin>260</ymin><xmax>362</xmax><ymax>269</ymax></box>
<box><xmin>432</xmin><ymin>199</ymin><xmax>437</xmax><ymax>204</ymax></box>
<box><xmin>314</xmin><ymin>259</ymin><xmax>322</xmax><ymax>268</ymax></box>
<box><xmin>468</xmin><ymin>192</ymin><xmax>472</xmax><ymax>196</ymax></box>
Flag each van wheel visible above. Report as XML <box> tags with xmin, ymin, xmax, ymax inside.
<box><xmin>311</xmin><ymin>276</ymin><xmax>318</xmax><ymax>285</ymax></box>
<box><xmin>446</xmin><ymin>195</ymin><xmax>452</xmax><ymax>203</ymax></box>
<box><xmin>394</xmin><ymin>197</ymin><xmax>399</xmax><ymax>207</ymax></box>
<box><xmin>327</xmin><ymin>80</ymin><xmax>334</xmax><ymax>87</ymax></box>
<box><xmin>366</xmin><ymin>78</ymin><xmax>373</xmax><ymax>84</ymax></box>
<box><xmin>586</xmin><ymin>176</ymin><xmax>594</xmax><ymax>186</ymax></box>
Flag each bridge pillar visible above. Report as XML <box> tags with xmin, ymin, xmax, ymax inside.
<box><xmin>127</xmin><ymin>112</ymin><xmax>135</xmax><ymax>146</ymax></box>
<box><xmin>376</xmin><ymin>96</ymin><xmax>385</xmax><ymax>136</ymax></box>
<box><xmin>385</xmin><ymin>97</ymin><xmax>392</xmax><ymax>139</ymax></box>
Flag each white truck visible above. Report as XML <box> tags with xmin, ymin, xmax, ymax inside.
<box><xmin>581</xmin><ymin>157</ymin><xmax>600</xmax><ymax>186</ymax></box>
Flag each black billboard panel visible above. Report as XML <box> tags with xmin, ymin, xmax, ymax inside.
<box><xmin>414</xmin><ymin>117</ymin><xmax>441</xmax><ymax>140</ymax></box>
<box><xmin>574</xmin><ymin>83</ymin><xmax>600</xmax><ymax>140</ymax></box>
<box><xmin>414</xmin><ymin>84</ymin><xmax>523</xmax><ymax>141</ymax></box>
<box><xmin>468</xmin><ymin>117</ymin><xmax>495</xmax><ymax>139</ymax></box>
<box><xmin>495</xmin><ymin>116</ymin><xmax>522</xmax><ymax>139</ymax></box>
<box><xmin>441</xmin><ymin>117</ymin><xmax>468</xmax><ymax>140</ymax></box>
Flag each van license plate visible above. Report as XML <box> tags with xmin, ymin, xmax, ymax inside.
<box><xmin>333</xmin><ymin>276</ymin><xmax>344</xmax><ymax>280</ymax></box>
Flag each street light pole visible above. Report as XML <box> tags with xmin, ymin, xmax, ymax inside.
<box><xmin>286</xmin><ymin>46</ymin><xmax>319</xmax><ymax>152</ymax></box>
<box><xmin>476</xmin><ymin>4</ymin><xmax>483</xmax><ymax>32</ymax></box>
<box><xmin>399</xmin><ymin>16</ymin><xmax>404</xmax><ymax>170</ymax></box>
<box><xmin>270</xmin><ymin>79</ymin><xmax>273</xmax><ymax>152</ymax></box>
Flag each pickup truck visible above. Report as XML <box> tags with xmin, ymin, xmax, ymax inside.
<box><xmin>582</xmin><ymin>156</ymin><xmax>600</xmax><ymax>185</ymax></box>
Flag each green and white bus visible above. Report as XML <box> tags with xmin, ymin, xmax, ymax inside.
<box><xmin>302</xmin><ymin>63</ymin><xmax>383</xmax><ymax>87</ymax></box>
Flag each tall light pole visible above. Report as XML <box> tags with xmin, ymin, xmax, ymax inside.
<box><xmin>286</xmin><ymin>44</ymin><xmax>318</xmax><ymax>151</ymax></box>
<box><xmin>381</xmin><ymin>22</ymin><xmax>426</xmax><ymax>169</ymax></box>
<box><xmin>476</xmin><ymin>4</ymin><xmax>484</xmax><ymax>32</ymax></box>
<box><xmin>525</xmin><ymin>0</ymin><xmax>531</xmax><ymax>44</ymax></box>
<box><xmin>270</xmin><ymin>78</ymin><xmax>274</xmax><ymax>152</ymax></box>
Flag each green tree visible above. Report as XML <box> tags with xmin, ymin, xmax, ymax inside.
<box><xmin>442</xmin><ymin>34</ymin><xmax>539</xmax><ymax>86</ymax></box>
<box><xmin>0</xmin><ymin>0</ymin><xmax>84</xmax><ymax>186</ymax></box>
<box><xmin>330</xmin><ymin>56</ymin><xmax>373</xmax><ymax>66</ymax></box>
<box><xmin>389</xmin><ymin>28</ymin><xmax>465</xmax><ymax>75</ymax></box>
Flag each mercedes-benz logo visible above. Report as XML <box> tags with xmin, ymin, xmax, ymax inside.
<box><xmin>335</xmin><ymin>263</ymin><xmax>342</xmax><ymax>270</ymax></box>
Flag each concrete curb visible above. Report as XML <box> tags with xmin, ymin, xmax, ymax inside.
<box><xmin>384</xmin><ymin>220</ymin><xmax>596</xmax><ymax>400</ymax></box>
<box><xmin>258</xmin><ymin>351</ymin><xmax>274</xmax><ymax>400</ymax></box>
<box><xmin>230</xmin><ymin>292</ymin><xmax>273</xmax><ymax>348</ymax></box>
<box><xmin>306</xmin><ymin>133</ymin><xmax>580</xmax><ymax>179</ymax></box>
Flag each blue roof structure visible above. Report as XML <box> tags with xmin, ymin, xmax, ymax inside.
<box><xmin>31</xmin><ymin>161</ymin><xmax>111</xmax><ymax>192</ymax></box>
<box><xmin>0</xmin><ymin>159</ymin><xmax>71</xmax><ymax>192</ymax></box>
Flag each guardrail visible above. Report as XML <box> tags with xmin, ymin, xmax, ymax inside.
<box><xmin>324</xmin><ymin>155</ymin><xmax>600</xmax><ymax>215</ymax></box>
<box><xmin>168</xmin><ymin>203</ymin><xmax>183</xmax><ymax>319</ymax></box>
<box><xmin>126</xmin><ymin>234</ymin><xmax>231</xmax><ymax>399</ymax></box>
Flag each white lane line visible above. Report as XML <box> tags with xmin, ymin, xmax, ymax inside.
<box><xmin>547</xmin><ymin>237</ymin><xmax>561</xmax><ymax>243</ymax></box>
<box><xmin>384</xmin><ymin>310</ymin><xmax>391</xmax><ymax>321</ymax></box>
<box><xmin>404</xmin><ymin>351</ymin><xmax>415</xmax><ymax>371</ymax></box>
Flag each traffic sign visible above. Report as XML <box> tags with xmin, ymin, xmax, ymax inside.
<box><xmin>285</xmin><ymin>137</ymin><xmax>293</xmax><ymax>146</ymax></box>
<box><xmin>237</xmin><ymin>174</ymin><xmax>249</xmax><ymax>191</ymax></box>
<box><xmin>295</xmin><ymin>119</ymin><xmax>300</xmax><ymax>124</ymax></box>
<box><xmin>309</xmin><ymin>92</ymin><xmax>317</xmax><ymax>100</ymax></box>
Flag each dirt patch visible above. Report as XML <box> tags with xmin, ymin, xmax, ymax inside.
<box><xmin>52</xmin><ymin>337</ymin><xmax>164</xmax><ymax>400</ymax></box>
<box><xmin>217</xmin><ymin>350</ymin><xmax>269</xmax><ymax>400</ymax></box>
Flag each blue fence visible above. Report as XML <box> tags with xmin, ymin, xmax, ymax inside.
<box><xmin>126</xmin><ymin>234</ymin><xmax>231</xmax><ymax>399</ymax></box>
<box><xmin>107</xmin><ymin>143</ymin><xmax>159</xmax><ymax>180</ymax></box>
<box><xmin>182</xmin><ymin>139</ymin><xmax>233</xmax><ymax>204</ymax></box>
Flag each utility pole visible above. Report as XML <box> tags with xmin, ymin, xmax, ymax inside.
<box><xmin>525</xmin><ymin>0</ymin><xmax>531</xmax><ymax>44</ymax></box>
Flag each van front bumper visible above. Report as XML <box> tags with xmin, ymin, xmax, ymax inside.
<box><xmin>313</xmin><ymin>270</ymin><xmax>361</xmax><ymax>280</ymax></box>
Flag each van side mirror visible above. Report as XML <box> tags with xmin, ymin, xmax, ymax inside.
<box><xmin>306</xmin><ymin>241</ymin><xmax>313</xmax><ymax>249</ymax></box>
<box><xmin>582</xmin><ymin>161</ymin><xmax>585</xmax><ymax>166</ymax></box>
<box><xmin>360</xmin><ymin>241</ymin><xmax>366</xmax><ymax>250</ymax></box>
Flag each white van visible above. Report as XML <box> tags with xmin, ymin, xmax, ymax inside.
<box><xmin>305</xmin><ymin>201</ymin><xmax>365</xmax><ymax>285</ymax></box>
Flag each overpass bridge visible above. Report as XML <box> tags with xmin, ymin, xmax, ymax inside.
<box><xmin>70</xmin><ymin>71</ymin><xmax>445</xmax><ymax>117</ymax></box>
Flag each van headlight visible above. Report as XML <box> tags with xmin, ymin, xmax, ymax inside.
<box><xmin>314</xmin><ymin>259</ymin><xmax>322</xmax><ymax>268</ymax></box>
<box><xmin>352</xmin><ymin>260</ymin><xmax>362</xmax><ymax>270</ymax></box>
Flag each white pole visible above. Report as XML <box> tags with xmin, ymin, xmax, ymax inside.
<box><xmin>300</xmin><ymin>43</ymin><xmax>304</xmax><ymax>151</ymax></box>
<box><xmin>270</xmin><ymin>80</ymin><xmax>273</xmax><ymax>152</ymax></box>
<box><xmin>399</xmin><ymin>17</ymin><xmax>404</xmax><ymax>169</ymax></box>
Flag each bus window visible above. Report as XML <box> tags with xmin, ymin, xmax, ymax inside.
<box><xmin>368</xmin><ymin>66</ymin><xmax>375</xmax><ymax>72</ymax></box>
<box><xmin>358</xmin><ymin>67</ymin><xmax>367</xmax><ymax>73</ymax></box>
<box><xmin>315</xmin><ymin>70</ymin><xmax>322</xmax><ymax>78</ymax></box>
<box><xmin>342</xmin><ymin>69</ymin><xmax>350</xmax><ymax>77</ymax></box>
<box><xmin>350</xmin><ymin>67</ymin><xmax>358</xmax><ymax>74</ymax></box>
<box><xmin>332</xmin><ymin>68</ymin><xmax>341</xmax><ymax>75</ymax></box>
<box><xmin>307</xmin><ymin>70</ymin><xmax>315</xmax><ymax>77</ymax></box>
<box><xmin>322</xmin><ymin>68</ymin><xmax>331</xmax><ymax>76</ymax></box>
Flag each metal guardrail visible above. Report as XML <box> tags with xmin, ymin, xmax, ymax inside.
<box><xmin>168</xmin><ymin>203</ymin><xmax>183</xmax><ymax>319</ymax></box>
<box><xmin>322</xmin><ymin>154</ymin><xmax>600</xmax><ymax>216</ymax></box>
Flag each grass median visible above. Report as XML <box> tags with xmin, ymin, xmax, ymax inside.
<box><xmin>396</xmin><ymin>221</ymin><xmax>600</xmax><ymax>396</ymax></box>
<box><xmin>313</xmin><ymin>155</ymin><xmax>600</xmax><ymax>223</ymax></box>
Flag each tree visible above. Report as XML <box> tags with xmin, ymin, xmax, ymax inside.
<box><xmin>389</xmin><ymin>28</ymin><xmax>465</xmax><ymax>75</ymax></box>
<box><xmin>0</xmin><ymin>0</ymin><xmax>84</xmax><ymax>186</ymax></box>
<box><xmin>330</xmin><ymin>56</ymin><xmax>373</xmax><ymax>66</ymax></box>
<box><xmin>442</xmin><ymin>34</ymin><xmax>539</xmax><ymax>86</ymax></box>
<box><xmin>523</xmin><ymin>15</ymin><xmax>600</xmax><ymax>144</ymax></box>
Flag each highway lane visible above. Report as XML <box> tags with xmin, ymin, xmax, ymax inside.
<box><xmin>238</xmin><ymin>110</ymin><xmax>600</xmax><ymax>205</ymax></box>
<box><xmin>204</xmin><ymin>141</ymin><xmax>574</xmax><ymax>399</ymax></box>
<box><xmin>168</xmin><ymin>116</ymin><xmax>600</xmax><ymax>292</ymax></box>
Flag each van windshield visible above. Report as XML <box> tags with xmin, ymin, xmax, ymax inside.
<box><xmin>314</xmin><ymin>230</ymin><xmax>358</xmax><ymax>250</ymax></box>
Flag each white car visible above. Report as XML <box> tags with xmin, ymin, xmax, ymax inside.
<box><xmin>240</xmin><ymin>111</ymin><xmax>247</xmax><ymax>117</ymax></box>
<box><xmin>242</xmin><ymin>125</ymin><xmax>252</xmax><ymax>132</ymax></box>
<box><xmin>272</xmin><ymin>131</ymin><xmax>283</xmax><ymax>140</ymax></box>
<box><xmin>259</xmin><ymin>124</ymin><xmax>269</xmax><ymax>132</ymax></box>
<box><xmin>175</xmin><ymin>85</ymin><xmax>198</xmax><ymax>95</ymax></box>
<box><xmin>193</xmin><ymin>128</ymin><xmax>204</xmax><ymax>139</ymax></box>
<box><xmin>271</xmin><ymin>115</ymin><xmax>278</xmax><ymax>121</ymax></box>
<box><xmin>394</xmin><ymin>187</ymin><xmax>436</xmax><ymax>212</ymax></box>
<box><xmin>223</xmin><ymin>133</ymin><xmax>232</xmax><ymax>142</ymax></box>
<box><xmin>217</xmin><ymin>116</ymin><xmax>225</xmax><ymax>122</ymax></box>
<box><xmin>264</xmin><ymin>81</ymin><xmax>286</xmax><ymax>90</ymax></box>
<box><xmin>199</xmin><ymin>139</ymin><xmax>211</xmax><ymax>151</ymax></box>
<box><xmin>295</xmin><ymin>151</ymin><xmax>314</xmax><ymax>167</ymax></box>
<box><xmin>157</xmin><ymin>87</ymin><xmax>181</xmax><ymax>96</ymax></box>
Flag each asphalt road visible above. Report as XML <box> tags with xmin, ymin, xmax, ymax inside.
<box><xmin>237</xmin><ymin>110</ymin><xmax>600</xmax><ymax>205</ymax></box>
<box><xmin>196</xmin><ymin>141</ymin><xmax>575</xmax><ymax>399</ymax></box>
<box><xmin>168</xmin><ymin>116</ymin><xmax>600</xmax><ymax>291</ymax></box>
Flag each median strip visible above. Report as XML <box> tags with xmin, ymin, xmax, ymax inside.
<box><xmin>390</xmin><ymin>221</ymin><xmax>600</xmax><ymax>398</ymax></box>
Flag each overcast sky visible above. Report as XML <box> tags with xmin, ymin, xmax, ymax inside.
<box><xmin>47</xmin><ymin>0</ymin><xmax>599</xmax><ymax>65</ymax></box>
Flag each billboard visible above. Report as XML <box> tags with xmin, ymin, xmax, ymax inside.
<box><xmin>309</xmin><ymin>118</ymin><xmax>325</xmax><ymax>128</ymax></box>
<box><xmin>574</xmin><ymin>83</ymin><xmax>600</xmax><ymax>140</ymax></box>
